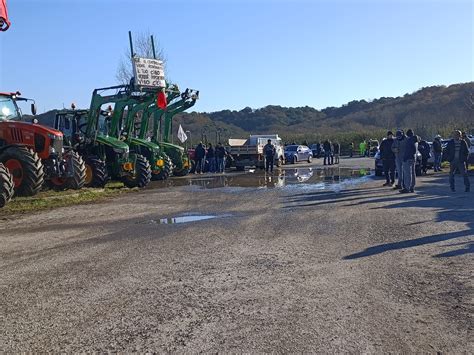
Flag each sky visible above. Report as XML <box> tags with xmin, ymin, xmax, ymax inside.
<box><xmin>0</xmin><ymin>0</ymin><xmax>472</xmax><ymax>114</ymax></box>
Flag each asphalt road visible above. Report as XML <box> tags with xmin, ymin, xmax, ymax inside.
<box><xmin>1</xmin><ymin>158</ymin><xmax>472</xmax><ymax>352</ymax></box>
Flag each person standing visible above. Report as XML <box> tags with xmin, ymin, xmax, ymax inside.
<box><xmin>432</xmin><ymin>135</ymin><xmax>443</xmax><ymax>172</ymax></box>
<box><xmin>446</xmin><ymin>130</ymin><xmax>470</xmax><ymax>192</ymax></box>
<box><xmin>418</xmin><ymin>139</ymin><xmax>431</xmax><ymax>174</ymax></box>
<box><xmin>195</xmin><ymin>142</ymin><xmax>206</xmax><ymax>174</ymax></box>
<box><xmin>207</xmin><ymin>143</ymin><xmax>216</xmax><ymax>173</ymax></box>
<box><xmin>391</xmin><ymin>130</ymin><xmax>407</xmax><ymax>190</ymax></box>
<box><xmin>263</xmin><ymin>139</ymin><xmax>276</xmax><ymax>173</ymax></box>
<box><xmin>359</xmin><ymin>141</ymin><xmax>366</xmax><ymax>157</ymax></box>
<box><xmin>323</xmin><ymin>140</ymin><xmax>332</xmax><ymax>165</ymax></box>
<box><xmin>333</xmin><ymin>141</ymin><xmax>340</xmax><ymax>164</ymax></box>
<box><xmin>380</xmin><ymin>131</ymin><xmax>396</xmax><ymax>186</ymax></box>
<box><xmin>215</xmin><ymin>143</ymin><xmax>226</xmax><ymax>173</ymax></box>
<box><xmin>349</xmin><ymin>142</ymin><xmax>354</xmax><ymax>158</ymax></box>
<box><xmin>462</xmin><ymin>131</ymin><xmax>472</xmax><ymax>170</ymax></box>
<box><xmin>400</xmin><ymin>129</ymin><xmax>418</xmax><ymax>193</ymax></box>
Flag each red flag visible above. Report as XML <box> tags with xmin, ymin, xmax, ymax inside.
<box><xmin>0</xmin><ymin>0</ymin><xmax>11</xmax><ymax>32</ymax></box>
<box><xmin>157</xmin><ymin>90</ymin><xmax>167</xmax><ymax>110</ymax></box>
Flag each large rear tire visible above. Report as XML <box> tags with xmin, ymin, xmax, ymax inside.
<box><xmin>123</xmin><ymin>154</ymin><xmax>151</xmax><ymax>188</ymax></box>
<box><xmin>84</xmin><ymin>155</ymin><xmax>108</xmax><ymax>188</ymax></box>
<box><xmin>0</xmin><ymin>146</ymin><xmax>44</xmax><ymax>197</ymax></box>
<box><xmin>0</xmin><ymin>163</ymin><xmax>14</xmax><ymax>208</ymax></box>
<box><xmin>152</xmin><ymin>154</ymin><xmax>172</xmax><ymax>181</ymax></box>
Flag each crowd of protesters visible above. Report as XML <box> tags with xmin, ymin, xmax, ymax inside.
<box><xmin>378</xmin><ymin>129</ymin><xmax>471</xmax><ymax>193</ymax></box>
<box><xmin>193</xmin><ymin>141</ymin><xmax>228</xmax><ymax>174</ymax></box>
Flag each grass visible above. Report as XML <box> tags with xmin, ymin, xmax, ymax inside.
<box><xmin>1</xmin><ymin>182</ymin><xmax>137</xmax><ymax>216</ymax></box>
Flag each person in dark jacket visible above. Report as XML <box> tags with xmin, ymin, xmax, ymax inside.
<box><xmin>418</xmin><ymin>139</ymin><xmax>431</xmax><ymax>174</ymax></box>
<box><xmin>263</xmin><ymin>139</ymin><xmax>276</xmax><ymax>173</ymax></box>
<box><xmin>432</xmin><ymin>135</ymin><xmax>443</xmax><ymax>172</ymax></box>
<box><xmin>445</xmin><ymin>130</ymin><xmax>470</xmax><ymax>192</ymax></box>
<box><xmin>194</xmin><ymin>142</ymin><xmax>206</xmax><ymax>174</ymax></box>
<box><xmin>323</xmin><ymin>140</ymin><xmax>332</xmax><ymax>165</ymax></box>
<box><xmin>207</xmin><ymin>143</ymin><xmax>216</xmax><ymax>173</ymax></box>
<box><xmin>215</xmin><ymin>143</ymin><xmax>227</xmax><ymax>173</ymax></box>
<box><xmin>400</xmin><ymin>129</ymin><xmax>418</xmax><ymax>193</ymax></box>
<box><xmin>380</xmin><ymin>131</ymin><xmax>396</xmax><ymax>186</ymax></box>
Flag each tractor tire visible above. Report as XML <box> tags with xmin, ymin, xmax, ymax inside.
<box><xmin>0</xmin><ymin>146</ymin><xmax>44</xmax><ymax>197</ymax></box>
<box><xmin>0</xmin><ymin>163</ymin><xmax>14</xmax><ymax>208</ymax></box>
<box><xmin>84</xmin><ymin>155</ymin><xmax>108</xmax><ymax>188</ymax></box>
<box><xmin>152</xmin><ymin>154</ymin><xmax>172</xmax><ymax>181</ymax></box>
<box><xmin>123</xmin><ymin>154</ymin><xmax>151</xmax><ymax>188</ymax></box>
<box><xmin>48</xmin><ymin>151</ymin><xmax>87</xmax><ymax>191</ymax></box>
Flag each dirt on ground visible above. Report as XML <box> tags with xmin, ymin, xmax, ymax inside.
<box><xmin>0</xmin><ymin>158</ymin><xmax>472</xmax><ymax>352</ymax></box>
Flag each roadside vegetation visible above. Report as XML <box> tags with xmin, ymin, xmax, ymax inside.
<box><xmin>0</xmin><ymin>182</ymin><xmax>135</xmax><ymax>216</ymax></box>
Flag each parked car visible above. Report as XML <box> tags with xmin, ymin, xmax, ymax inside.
<box><xmin>368</xmin><ymin>139</ymin><xmax>380</xmax><ymax>157</ymax></box>
<box><xmin>284</xmin><ymin>145</ymin><xmax>313</xmax><ymax>164</ymax></box>
<box><xmin>374</xmin><ymin>148</ymin><xmax>422</xmax><ymax>177</ymax></box>
<box><xmin>309</xmin><ymin>143</ymin><xmax>323</xmax><ymax>158</ymax></box>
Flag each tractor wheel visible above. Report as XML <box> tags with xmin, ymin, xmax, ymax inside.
<box><xmin>0</xmin><ymin>146</ymin><xmax>44</xmax><ymax>197</ymax></box>
<box><xmin>122</xmin><ymin>154</ymin><xmax>151</xmax><ymax>188</ymax></box>
<box><xmin>0</xmin><ymin>163</ymin><xmax>14</xmax><ymax>208</ymax></box>
<box><xmin>48</xmin><ymin>151</ymin><xmax>87</xmax><ymax>190</ymax></box>
<box><xmin>84</xmin><ymin>155</ymin><xmax>108</xmax><ymax>188</ymax></box>
<box><xmin>152</xmin><ymin>154</ymin><xmax>172</xmax><ymax>181</ymax></box>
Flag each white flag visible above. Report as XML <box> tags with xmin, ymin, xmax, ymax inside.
<box><xmin>177</xmin><ymin>124</ymin><xmax>188</xmax><ymax>143</ymax></box>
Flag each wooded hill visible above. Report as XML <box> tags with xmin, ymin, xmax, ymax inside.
<box><xmin>173</xmin><ymin>82</ymin><xmax>473</xmax><ymax>144</ymax></box>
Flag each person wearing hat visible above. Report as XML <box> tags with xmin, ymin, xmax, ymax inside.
<box><xmin>391</xmin><ymin>129</ymin><xmax>407</xmax><ymax>189</ymax></box>
<box><xmin>445</xmin><ymin>130</ymin><xmax>470</xmax><ymax>192</ymax></box>
<box><xmin>379</xmin><ymin>131</ymin><xmax>396</xmax><ymax>186</ymax></box>
<box><xmin>432</xmin><ymin>135</ymin><xmax>443</xmax><ymax>172</ymax></box>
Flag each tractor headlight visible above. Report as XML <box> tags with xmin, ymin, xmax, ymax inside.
<box><xmin>49</xmin><ymin>146</ymin><xmax>56</xmax><ymax>154</ymax></box>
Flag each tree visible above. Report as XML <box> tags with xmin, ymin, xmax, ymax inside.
<box><xmin>116</xmin><ymin>30</ymin><xmax>167</xmax><ymax>85</ymax></box>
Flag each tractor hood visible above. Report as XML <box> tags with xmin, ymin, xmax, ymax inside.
<box><xmin>0</xmin><ymin>121</ymin><xmax>63</xmax><ymax>138</ymax></box>
<box><xmin>96</xmin><ymin>134</ymin><xmax>129</xmax><ymax>151</ymax></box>
<box><xmin>130</xmin><ymin>137</ymin><xmax>160</xmax><ymax>153</ymax></box>
<box><xmin>160</xmin><ymin>142</ymin><xmax>185</xmax><ymax>153</ymax></box>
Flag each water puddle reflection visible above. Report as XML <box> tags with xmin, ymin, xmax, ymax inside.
<box><xmin>150</xmin><ymin>167</ymin><xmax>372</xmax><ymax>191</ymax></box>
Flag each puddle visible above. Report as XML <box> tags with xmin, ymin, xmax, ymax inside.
<box><xmin>139</xmin><ymin>213</ymin><xmax>232</xmax><ymax>225</ymax></box>
<box><xmin>150</xmin><ymin>167</ymin><xmax>372</xmax><ymax>191</ymax></box>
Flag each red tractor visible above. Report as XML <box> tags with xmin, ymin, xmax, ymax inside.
<box><xmin>0</xmin><ymin>92</ymin><xmax>86</xmax><ymax>196</ymax></box>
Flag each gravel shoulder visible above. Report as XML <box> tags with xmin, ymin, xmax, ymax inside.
<box><xmin>0</xmin><ymin>159</ymin><xmax>472</xmax><ymax>352</ymax></box>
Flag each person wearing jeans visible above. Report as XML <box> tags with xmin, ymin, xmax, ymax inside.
<box><xmin>391</xmin><ymin>130</ymin><xmax>407</xmax><ymax>190</ymax></box>
<box><xmin>445</xmin><ymin>130</ymin><xmax>470</xmax><ymax>192</ymax></box>
<box><xmin>400</xmin><ymin>129</ymin><xmax>418</xmax><ymax>193</ymax></box>
<box><xmin>215</xmin><ymin>143</ymin><xmax>226</xmax><ymax>173</ymax></box>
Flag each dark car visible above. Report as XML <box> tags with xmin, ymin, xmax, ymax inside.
<box><xmin>284</xmin><ymin>145</ymin><xmax>313</xmax><ymax>164</ymax></box>
<box><xmin>309</xmin><ymin>143</ymin><xmax>323</xmax><ymax>158</ymax></box>
<box><xmin>374</xmin><ymin>148</ymin><xmax>422</xmax><ymax>177</ymax></box>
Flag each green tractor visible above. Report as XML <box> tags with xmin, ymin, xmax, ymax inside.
<box><xmin>53</xmin><ymin>85</ymin><xmax>151</xmax><ymax>188</ymax></box>
<box><xmin>108</xmin><ymin>89</ymin><xmax>172</xmax><ymax>180</ymax></box>
<box><xmin>140</xmin><ymin>87</ymin><xmax>199</xmax><ymax>176</ymax></box>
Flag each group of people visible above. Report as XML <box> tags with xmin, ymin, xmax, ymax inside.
<box><xmin>359</xmin><ymin>140</ymin><xmax>376</xmax><ymax>157</ymax></box>
<box><xmin>379</xmin><ymin>129</ymin><xmax>471</xmax><ymax>193</ymax></box>
<box><xmin>193</xmin><ymin>142</ymin><xmax>228</xmax><ymax>174</ymax></box>
<box><xmin>321</xmin><ymin>140</ymin><xmax>341</xmax><ymax>165</ymax></box>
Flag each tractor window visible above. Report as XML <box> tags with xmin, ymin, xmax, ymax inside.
<box><xmin>0</xmin><ymin>97</ymin><xmax>20</xmax><ymax>121</ymax></box>
<box><xmin>98</xmin><ymin>114</ymin><xmax>111</xmax><ymax>135</ymax></box>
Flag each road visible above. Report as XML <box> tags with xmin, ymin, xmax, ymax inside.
<box><xmin>0</xmin><ymin>158</ymin><xmax>472</xmax><ymax>352</ymax></box>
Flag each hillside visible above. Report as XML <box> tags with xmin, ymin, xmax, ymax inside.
<box><xmin>34</xmin><ymin>82</ymin><xmax>473</xmax><ymax>144</ymax></box>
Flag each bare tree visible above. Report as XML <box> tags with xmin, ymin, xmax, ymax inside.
<box><xmin>116</xmin><ymin>30</ymin><xmax>167</xmax><ymax>85</ymax></box>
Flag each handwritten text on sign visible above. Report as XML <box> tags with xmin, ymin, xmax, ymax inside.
<box><xmin>132</xmin><ymin>57</ymin><xmax>166</xmax><ymax>88</ymax></box>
